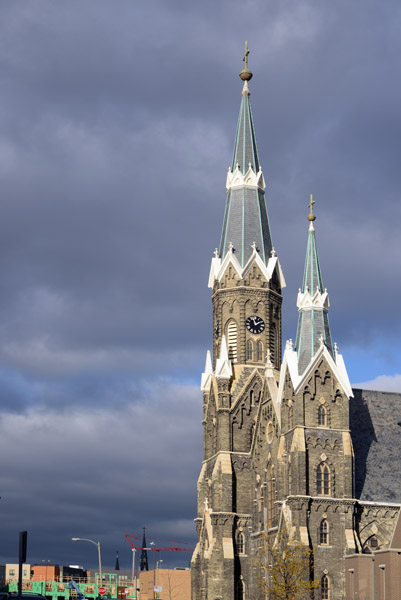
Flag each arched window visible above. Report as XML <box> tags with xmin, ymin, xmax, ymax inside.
<box><xmin>237</xmin><ymin>579</ymin><xmax>245</xmax><ymax>600</ymax></box>
<box><xmin>266</xmin><ymin>421</ymin><xmax>274</xmax><ymax>443</ymax></box>
<box><xmin>318</xmin><ymin>405</ymin><xmax>327</xmax><ymax>426</ymax></box>
<box><xmin>237</xmin><ymin>531</ymin><xmax>245</xmax><ymax>554</ymax></box>
<box><xmin>267</xmin><ymin>464</ymin><xmax>275</xmax><ymax>528</ymax></box>
<box><xmin>288</xmin><ymin>462</ymin><xmax>292</xmax><ymax>495</ymax></box>
<box><xmin>257</xmin><ymin>340</ymin><xmax>263</xmax><ymax>361</ymax></box>
<box><xmin>247</xmin><ymin>340</ymin><xmax>253</xmax><ymax>360</ymax></box>
<box><xmin>227</xmin><ymin>321</ymin><xmax>238</xmax><ymax>362</ymax></box>
<box><xmin>321</xmin><ymin>574</ymin><xmax>330</xmax><ymax>600</ymax></box>
<box><xmin>319</xmin><ymin>519</ymin><xmax>329</xmax><ymax>545</ymax></box>
<box><xmin>317</xmin><ymin>463</ymin><xmax>331</xmax><ymax>496</ymax></box>
<box><xmin>288</xmin><ymin>405</ymin><xmax>293</xmax><ymax>429</ymax></box>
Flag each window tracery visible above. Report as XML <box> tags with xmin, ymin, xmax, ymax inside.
<box><xmin>319</xmin><ymin>519</ymin><xmax>329</xmax><ymax>544</ymax></box>
<box><xmin>317</xmin><ymin>462</ymin><xmax>331</xmax><ymax>496</ymax></box>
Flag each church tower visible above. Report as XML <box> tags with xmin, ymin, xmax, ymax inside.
<box><xmin>191</xmin><ymin>44</ymin><xmax>285</xmax><ymax>600</ymax></box>
<box><xmin>191</xmin><ymin>47</ymin><xmax>401</xmax><ymax>600</ymax></box>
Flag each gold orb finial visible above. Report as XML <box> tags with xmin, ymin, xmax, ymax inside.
<box><xmin>239</xmin><ymin>41</ymin><xmax>253</xmax><ymax>81</ymax></box>
<box><xmin>307</xmin><ymin>194</ymin><xmax>316</xmax><ymax>222</ymax></box>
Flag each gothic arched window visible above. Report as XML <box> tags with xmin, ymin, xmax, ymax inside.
<box><xmin>257</xmin><ymin>340</ymin><xmax>263</xmax><ymax>361</ymax></box>
<box><xmin>237</xmin><ymin>579</ymin><xmax>245</xmax><ymax>600</ymax></box>
<box><xmin>247</xmin><ymin>340</ymin><xmax>253</xmax><ymax>360</ymax></box>
<box><xmin>318</xmin><ymin>404</ymin><xmax>327</xmax><ymax>426</ymax></box>
<box><xmin>288</xmin><ymin>405</ymin><xmax>293</xmax><ymax>429</ymax></box>
<box><xmin>288</xmin><ymin>462</ymin><xmax>292</xmax><ymax>495</ymax></box>
<box><xmin>321</xmin><ymin>574</ymin><xmax>330</xmax><ymax>600</ymax></box>
<box><xmin>227</xmin><ymin>320</ymin><xmax>238</xmax><ymax>362</ymax></box>
<box><xmin>237</xmin><ymin>531</ymin><xmax>245</xmax><ymax>554</ymax></box>
<box><xmin>319</xmin><ymin>519</ymin><xmax>329</xmax><ymax>545</ymax></box>
<box><xmin>317</xmin><ymin>463</ymin><xmax>331</xmax><ymax>496</ymax></box>
<box><xmin>267</xmin><ymin>464</ymin><xmax>275</xmax><ymax>528</ymax></box>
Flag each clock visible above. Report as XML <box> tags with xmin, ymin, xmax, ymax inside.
<box><xmin>246</xmin><ymin>315</ymin><xmax>265</xmax><ymax>334</ymax></box>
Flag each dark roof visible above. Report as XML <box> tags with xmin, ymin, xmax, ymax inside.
<box><xmin>350</xmin><ymin>388</ymin><xmax>401</xmax><ymax>503</ymax></box>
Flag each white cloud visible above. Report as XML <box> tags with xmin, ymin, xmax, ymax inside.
<box><xmin>353</xmin><ymin>373</ymin><xmax>401</xmax><ymax>393</ymax></box>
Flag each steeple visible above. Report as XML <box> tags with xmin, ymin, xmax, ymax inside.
<box><xmin>295</xmin><ymin>196</ymin><xmax>333</xmax><ymax>373</ymax></box>
<box><xmin>139</xmin><ymin>527</ymin><xmax>149</xmax><ymax>571</ymax></box>
<box><xmin>219</xmin><ymin>43</ymin><xmax>273</xmax><ymax>267</ymax></box>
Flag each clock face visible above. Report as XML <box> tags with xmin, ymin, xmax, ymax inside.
<box><xmin>246</xmin><ymin>315</ymin><xmax>265</xmax><ymax>334</ymax></box>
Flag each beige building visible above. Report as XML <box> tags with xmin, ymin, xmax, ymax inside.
<box><xmin>140</xmin><ymin>568</ymin><xmax>190</xmax><ymax>600</ymax></box>
<box><xmin>6</xmin><ymin>564</ymin><xmax>31</xmax><ymax>582</ymax></box>
<box><xmin>345</xmin><ymin>512</ymin><xmax>401</xmax><ymax>600</ymax></box>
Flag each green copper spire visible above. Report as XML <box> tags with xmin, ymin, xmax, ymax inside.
<box><xmin>295</xmin><ymin>197</ymin><xmax>333</xmax><ymax>373</ymax></box>
<box><xmin>301</xmin><ymin>194</ymin><xmax>324</xmax><ymax>295</ymax></box>
<box><xmin>219</xmin><ymin>45</ymin><xmax>273</xmax><ymax>267</ymax></box>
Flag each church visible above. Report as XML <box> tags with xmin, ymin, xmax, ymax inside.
<box><xmin>190</xmin><ymin>49</ymin><xmax>401</xmax><ymax>600</ymax></box>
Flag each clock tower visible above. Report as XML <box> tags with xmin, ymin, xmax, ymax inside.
<box><xmin>191</xmin><ymin>45</ymin><xmax>285</xmax><ymax>600</ymax></box>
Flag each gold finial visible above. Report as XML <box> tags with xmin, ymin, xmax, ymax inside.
<box><xmin>307</xmin><ymin>193</ymin><xmax>316</xmax><ymax>222</ymax></box>
<box><xmin>239</xmin><ymin>40</ymin><xmax>253</xmax><ymax>82</ymax></box>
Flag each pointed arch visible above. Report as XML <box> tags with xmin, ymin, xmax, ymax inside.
<box><xmin>288</xmin><ymin>404</ymin><xmax>293</xmax><ymax>429</ymax></box>
<box><xmin>266</xmin><ymin>464</ymin><xmax>275</xmax><ymax>528</ymax></box>
<box><xmin>319</xmin><ymin>519</ymin><xmax>329</xmax><ymax>545</ymax></box>
<box><xmin>236</xmin><ymin>531</ymin><xmax>245</xmax><ymax>555</ymax></box>
<box><xmin>256</xmin><ymin>339</ymin><xmax>263</xmax><ymax>361</ymax></box>
<box><xmin>237</xmin><ymin>578</ymin><xmax>245</xmax><ymax>600</ymax></box>
<box><xmin>318</xmin><ymin>404</ymin><xmax>328</xmax><ymax>426</ymax></box>
<box><xmin>320</xmin><ymin>574</ymin><xmax>330</xmax><ymax>600</ymax></box>
<box><xmin>247</xmin><ymin>339</ymin><xmax>253</xmax><ymax>361</ymax></box>
<box><xmin>317</xmin><ymin>462</ymin><xmax>331</xmax><ymax>496</ymax></box>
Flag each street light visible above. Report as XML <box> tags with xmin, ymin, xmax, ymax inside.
<box><xmin>156</xmin><ymin>560</ymin><xmax>163</xmax><ymax>600</ymax></box>
<box><xmin>150</xmin><ymin>542</ymin><xmax>156</xmax><ymax>598</ymax></box>
<box><xmin>72</xmin><ymin>538</ymin><xmax>102</xmax><ymax>585</ymax></box>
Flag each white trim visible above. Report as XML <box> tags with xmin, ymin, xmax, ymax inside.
<box><xmin>226</xmin><ymin>163</ymin><xmax>266</xmax><ymax>192</ymax></box>
<box><xmin>208</xmin><ymin>249</ymin><xmax>286</xmax><ymax>289</ymax></box>
<box><xmin>201</xmin><ymin>350</ymin><xmax>213</xmax><ymax>391</ymax></box>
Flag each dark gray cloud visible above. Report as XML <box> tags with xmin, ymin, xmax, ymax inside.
<box><xmin>0</xmin><ymin>0</ymin><xmax>400</xmax><ymax>570</ymax></box>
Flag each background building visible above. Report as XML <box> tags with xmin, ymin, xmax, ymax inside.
<box><xmin>140</xmin><ymin>568</ymin><xmax>190</xmax><ymax>600</ymax></box>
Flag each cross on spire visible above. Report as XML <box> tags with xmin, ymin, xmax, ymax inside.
<box><xmin>243</xmin><ymin>41</ymin><xmax>250</xmax><ymax>70</ymax></box>
<box><xmin>308</xmin><ymin>193</ymin><xmax>316</xmax><ymax>222</ymax></box>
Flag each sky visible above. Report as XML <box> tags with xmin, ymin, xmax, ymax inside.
<box><xmin>0</xmin><ymin>0</ymin><xmax>401</xmax><ymax>572</ymax></box>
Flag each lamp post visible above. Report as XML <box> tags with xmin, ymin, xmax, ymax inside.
<box><xmin>131</xmin><ymin>548</ymin><xmax>136</xmax><ymax>599</ymax></box>
<box><xmin>72</xmin><ymin>538</ymin><xmax>102</xmax><ymax>586</ymax></box>
<box><xmin>150</xmin><ymin>542</ymin><xmax>156</xmax><ymax>599</ymax></box>
<box><xmin>156</xmin><ymin>560</ymin><xmax>163</xmax><ymax>600</ymax></box>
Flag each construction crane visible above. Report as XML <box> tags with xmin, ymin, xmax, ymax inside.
<box><xmin>125</xmin><ymin>533</ymin><xmax>194</xmax><ymax>588</ymax></box>
<box><xmin>125</xmin><ymin>533</ymin><xmax>194</xmax><ymax>552</ymax></box>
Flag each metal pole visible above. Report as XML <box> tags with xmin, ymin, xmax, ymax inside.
<box><xmin>131</xmin><ymin>549</ymin><xmax>136</xmax><ymax>597</ymax></box>
<box><xmin>97</xmin><ymin>542</ymin><xmax>102</xmax><ymax>587</ymax></box>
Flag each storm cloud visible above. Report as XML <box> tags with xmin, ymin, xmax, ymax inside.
<box><xmin>0</xmin><ymin>0</ymin><xmax>400</xmax><ymax>570</ymax></box>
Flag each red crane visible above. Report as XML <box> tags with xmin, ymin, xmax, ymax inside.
<box><xmin>125</xmin><ymin>533</ymin><xmax>194</xmax><ymax>552</ymax></box>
